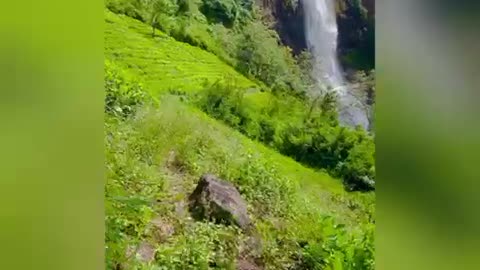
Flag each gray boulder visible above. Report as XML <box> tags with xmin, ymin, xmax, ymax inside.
<box><xmin>188</xmin><ymin>174</ymin><xmax>251</xmax><ymax>230</ymax></box>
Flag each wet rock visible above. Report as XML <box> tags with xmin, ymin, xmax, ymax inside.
<box><xmin>188</xmin><ymin>174</ymin><xmax>251</xmax><ymax>230</ymax></box>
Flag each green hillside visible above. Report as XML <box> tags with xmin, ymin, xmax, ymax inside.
<box><xmin>105</xmin><ymin>70</ymin><xmax>374</xmax><ymax>270</ymax></box>
<box><xmin>105</xmin><ymin>3</ymin><xmax>375</xmax><ymax>269</ymax></box>
<box><xmin>105</xmin><ymin>10</ymin><xmax>257</xmax><ymax>94</ymax></box>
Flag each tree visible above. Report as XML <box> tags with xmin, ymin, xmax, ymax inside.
<box><xmin>143</xmin><ymin>0</ymin><xmax>177</xmax><ymax>37</ymax></box>
<box><xmin>200</xmin><ymin>0</ymin><xmax>238</xmax><ymax>27</ymax></box>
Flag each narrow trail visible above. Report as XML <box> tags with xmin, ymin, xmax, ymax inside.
<box><xmin>162</xmin><ymin>149</ymin><xmax>191</xmax><ymax>220</ymax></box>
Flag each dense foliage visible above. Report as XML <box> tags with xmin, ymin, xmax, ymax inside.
<box><xmin>337</xmin><ymin>0</ymin><xmax>375</xmax><ymax>70</ymax></box>
<box><xmin>200</xmin><ymin>0</ymin><xmax>239</xmax><ymax>27</ymax></box>
<box><xmin>196</xmin><ymin>80</ymin><xmax>375</xmax><ymax>191</ymax></box>
<box><xmin>236</xmin><ymin>21</ymin><xmax>306</xmax><ymax>97</ymax></box>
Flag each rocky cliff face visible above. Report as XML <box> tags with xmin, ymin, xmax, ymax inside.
<box><xmin>336</xmin><ymin>0</ymin><xmax>375</xmax><ymax>70</ymax></box>
<box><xmin>256</xmin><ymin>0</ymin><xmax>306</xmax><ymax>54</ymax></box>
<box><xmin>257</xmin><ymin>0</ymin><xmax>374</xmax><ymax>70</ymax></box>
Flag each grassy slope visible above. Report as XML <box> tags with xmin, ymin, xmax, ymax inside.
<box><xmin>104</xmin><ymin>9</ymin><xmax>340</xmax><ymax>188</ymax></box>
<box><xmin>104</xmin><ymin>8</ymin><xmax>371</xmax><ymax>225</ymax></box>
<box><xmin>107</xmin><ymin>97</ymin><xmax>369</xmax><ymax>222</ymax></box>
<box><xmin>105</xmin><ymin>10</ymin><xmax>258</xmax><ymax>94</ymax></box>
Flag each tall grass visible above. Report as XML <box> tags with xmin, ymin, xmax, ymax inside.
<box><xmin>106</xmin><ymin>94</ymin><xmax>374</xmax><ymax>269</ymax></box>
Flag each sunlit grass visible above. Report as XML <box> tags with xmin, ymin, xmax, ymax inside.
<box><xmin>105</xmin><ymin>10</ymin><xmax>257</xmax><ymax>95</ymax></box>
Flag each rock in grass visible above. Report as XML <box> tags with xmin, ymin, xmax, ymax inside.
<box><xmin>236</xmin><ymin>258</ymin><xmax>262</xmax><ymax>270</ymax></box>
<box><xmin>122</xmin><ymin>241</ymin><xmax>155</xmax><ymax>268</ymax></box>
<box><xmin>135</xmin><ymin>241</ymin><xmax>155</xmax><ymax>263</ymax></box>
<box><xmin>188</xmin><ymin>174</ymin><xmax>251</xmax><ymax>230</ymax></box>
<box><xmin>148</xmin><ymin>216</ymin><xmax>175</xmax><ymax>243</ymax></box>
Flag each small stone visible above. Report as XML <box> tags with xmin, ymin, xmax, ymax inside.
<box><xmin>243</xmin><ymin>233</ymin><xmax>263</xmax><ymax>258</ymax></box>
<box><xmin>149</xmin><ymin>216</ymin><xmax>175</xmax><ymax>242</ymax></box>
<box><xmin>136</xmin><ymin>241</ymin><xmax>155</xmax><ymax>263</ymax></box>
<box><xmin>125</xmin><ymin>244</ymin><xmax>136</xmax><ymax>259</ymax></box>
<box><xmin>236</xmin><ymin>258</ymin><xmax>261</xmax><ymax>270</ymax></box>
<box><xmin>174</xmin><ymin>201</ymin><xmax>186</xmax><ymax>217</ymax></box>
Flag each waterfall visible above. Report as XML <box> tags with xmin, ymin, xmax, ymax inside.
<box><xmin>303</xmin><ymin>0</ymin><xmax>369</xmax><ymax>130</ymax></box>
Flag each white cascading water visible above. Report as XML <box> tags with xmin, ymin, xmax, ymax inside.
<box><xmin>303</xmin><ymin>0</ymin><xmax>369</xmax><ymax>130</ymax></box>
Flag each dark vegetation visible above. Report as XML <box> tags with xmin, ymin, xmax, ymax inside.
<box><xmin>336</xmin><ymin>0</ymin><xmax>375</xmax><ymax>70</ymax></box>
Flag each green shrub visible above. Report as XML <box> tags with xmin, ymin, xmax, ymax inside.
<box><xmin>281</xmin><ymin>122</ymin><xmax>375</xmax><ymax>191</ymax></box>
<box><xmin>177</xmin><ymin>0</ymin><xmax>194</xmax><ymax>14</ymax></box>
<box><xmin>105</xmin><ymin>60</ymin><xmax>146</xmax><ymax>117</ymax></box>
<box><xmin>197</xmin><ymin>79</ymin><xmax>245</xmax><ymax>128</ymax></box>
<box><xmin>300</xmin><ymin>221</ymin><xmax>375</xmax><ymax>270</ymax></box>
<box><xmin>233</xmin><ymin>154</ymin><xmax>297</xmax><ymax>217</ymax></box>
<box><xmin>235</xmin><ymin>21</ymin><xmax>306</xmax><ymax>96</ymax></box>
<box><xmin>170</xmin><ymin>18</ymin><xmax>222</xmax><ymax>53</ymax></box>
<box><xmin>155</xmin><ymin>222</ymin><xmax>241</xmax><ymax>269</ymax></box>
<box><xmin>106</xmin><ymin>0</ymin><xmax>144</xmax><ymax>20</ymax></box>
<box><xmin>335</xmin><ymin>134</ymin><xmax>375</xmax><ymax>191</ymax></box>
<box><xmin>197</xmin><ymin>80</ymin><xmax>375</xmax><ymax>191</ymax></box>
<box><xmin>200</xmin><ymin>0</ymin><xmax>239</xmax><ymax>27</ymax></box>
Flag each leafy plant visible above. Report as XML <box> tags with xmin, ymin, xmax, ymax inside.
<box><xmin>105</xmin><ymin>60</ymin><xmax>146</xmax><ymax>117</ymax></box>
<box><xmin>200</xmin><ymin>0</ymin><xmax>239</xmax><ymax>27</ymax></box>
